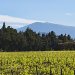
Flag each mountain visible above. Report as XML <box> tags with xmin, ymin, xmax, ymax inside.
<box><xmin>17</xmin><ymin>22</ymin><xmax>75</xmax><ymax>38</ymax></box>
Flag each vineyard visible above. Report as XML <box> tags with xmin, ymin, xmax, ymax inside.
<box><xmin>0</xmin><ymin>51</ymin><xmax>75</xmax><ymax>75</ymax></box>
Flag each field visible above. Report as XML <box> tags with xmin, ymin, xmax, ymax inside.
<box><xmin>0</xmin><ymin>51</ymin><xmax>75</xmax><ymax>75</ymax></box>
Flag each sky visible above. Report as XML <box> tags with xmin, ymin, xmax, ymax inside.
<box><xmin>0</xmin><ymin>0</ymin><xmax>75</xmax><ymax>28</ymax></box>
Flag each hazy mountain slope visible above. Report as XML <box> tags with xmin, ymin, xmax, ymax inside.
<box><xmin>17</xmin><ymin>22</ymin><xmax>75</xmax><ymax>38</ymax></box>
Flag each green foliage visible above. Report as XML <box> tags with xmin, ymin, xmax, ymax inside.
<box><xmin>0</xmin><ymin>22</ymin><xmax>74</xmax><ymax>51</ymax></box>
<box><xmin>0</xmin><ymin>51</ymin><xmax>75</xmax><ymax>75</ymax></box>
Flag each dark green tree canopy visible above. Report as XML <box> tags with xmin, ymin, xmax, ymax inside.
<box><xmin>0</xmin><ymin>22</ymin><xmax>74</xmax><ymax>51</ymax></box>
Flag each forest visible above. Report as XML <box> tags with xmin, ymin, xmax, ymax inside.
<box><xmin>0</xmin><ymin>22</ymin><xmax>75</xmax><ymax>51</ymax></box>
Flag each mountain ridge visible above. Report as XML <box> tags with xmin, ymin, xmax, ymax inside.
<box><xmin>17</xmin><ymin>22</ymin><xmax>75</xmax><ymax>38</ymax></box>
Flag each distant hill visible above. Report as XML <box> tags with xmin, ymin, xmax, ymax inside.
<box><xmin>17</xmin><ymin>22</ymin><xmax>75</xmax><ymax>38</ymax></box>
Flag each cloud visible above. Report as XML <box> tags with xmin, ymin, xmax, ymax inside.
<box><xmin>65</xmin><ymin>13</ymin><xmax>72</xmax><ymax>16</ymax></box>
<box><xmin>0</xmin><ymin>15</ymin><xmax>42</xmax><ymax>28</ymax></box>
<box><xmin>0</xmin><ymin>15</ymin><xmax>39</xmax><ymax>24</ymax></box>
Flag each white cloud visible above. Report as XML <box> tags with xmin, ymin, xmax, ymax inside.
<box><xmin>65</xmin><ymin>13</ymin><xmax>72</xmax><ymax>16</ymax></box>
<box><xmin>0</xmin><ymin>15</ymin><xmax>42</xmax><ymax>28</ymax></box>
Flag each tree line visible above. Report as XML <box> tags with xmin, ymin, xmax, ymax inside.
<box><xmin>0</xmin><ymin>22</ymin><xmax>75</xmax><ymax>51</ymax></box>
